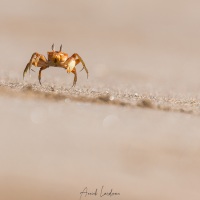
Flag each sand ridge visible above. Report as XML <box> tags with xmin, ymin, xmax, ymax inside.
<box><xmin>0</xmin><ymin>80</ymin><xmax>199</xmax><ymax>116</ymax></box>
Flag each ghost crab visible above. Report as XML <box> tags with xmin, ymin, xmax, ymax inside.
<box><xmin>23</xmin><ymin>44</ymin><xmax>88</xmax><ymax>86</ymax></box>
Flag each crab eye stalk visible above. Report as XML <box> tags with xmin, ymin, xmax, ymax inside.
<box><xmin>60</xmin><ymin>44</ymin><xmax>62</xmax><ymax>52</ymax></box>
<box><xmin>52</xmin><ymin>43</ymin><xmax>55</xmax><ymax>51</ymax></box>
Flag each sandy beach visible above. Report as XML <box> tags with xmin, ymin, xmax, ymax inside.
<box><xmin>1</xmin><ymin>1</ymin><xmax>200</xmax><ymax>199</ymax></box>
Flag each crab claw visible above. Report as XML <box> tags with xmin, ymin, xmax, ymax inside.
<box><xmin>67</xmin><ymin>59</ymin><xmax>76</xmax><ymax>73</ymax></box>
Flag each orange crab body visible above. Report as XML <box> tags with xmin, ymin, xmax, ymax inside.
<box><xmin>23</xmin><ymin>44</ymin><xmax>88</xmax><ymax>86</ymax></box>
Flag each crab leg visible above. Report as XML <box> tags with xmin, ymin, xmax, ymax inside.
<box><xmin>72</xmin><ymin>67</ymin><xmax>77</xmax><ymax>87</ymax></box>
<box><xmin>23</xmin><ymin>62</ymin><xmax>32</xmax><ymax>79</ymax></box>
<box><xmin>73</xmin><ymin>53</ymin><xmax>88</xmax><ymax>78</ymax></box>
<box><xmin>23</xmin><ymin>53</ymin><xmax>39</xmax><ymax>79</ymax></box>
<box><xmin>38</xmin><ymin>66</ymin><xmax>48</xmax><ymax>85</ymax></box>
<box><xmin>23</xmin><ymin>53</ymin><xmax>48</xmax><ymax>79</ymax></box>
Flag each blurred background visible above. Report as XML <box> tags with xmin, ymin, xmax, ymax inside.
<box><xmin>1</xmin><ymin>1</ymin><xmax>200</xmax><ymax>200</ymax></box>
